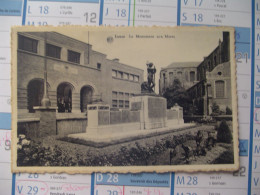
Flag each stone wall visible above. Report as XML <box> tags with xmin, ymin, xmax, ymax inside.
<box><xmin>110</xmin><ymin>110</ymin><xmax>140</xmax><ymax>124</ymax></box>
<box><xmin>17</xmin><ymin>114</ymin><xmax>87</xmax><ymax>138</ymax></box>
<box><xmin>18</xmin><ymin>120</ymin><xmax>40</xmax><ymax>138</ymax></box>
<box><xmin>57</xmin><ymin>118</ymin><xmax>87</xmax><ymax>136</ymax></box>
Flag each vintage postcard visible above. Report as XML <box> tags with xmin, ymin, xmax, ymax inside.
<box><xmin>11</xmin><ymin>26</ymin><xmax>239</xmax><ymax>173</ymax></box>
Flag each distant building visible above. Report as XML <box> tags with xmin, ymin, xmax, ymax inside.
<box><xmin>159</xmin><ymin>62</ymin><xmax>201</xmax><ymax>94</ymax></box>
<box><xmin>17</xmin><ymin>32</ymin><xmax>143</xmax><ymax>118</ymax></box>
<box><xmin>159</xmin><ymin>32</ymin><xmax>231</xmax><ymax>116</ymax></box>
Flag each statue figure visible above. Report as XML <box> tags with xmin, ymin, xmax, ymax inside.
<box><xmin>141</xmin><ymin>62</ymin><xmax>156</xmax><ymax>93</ymax></box>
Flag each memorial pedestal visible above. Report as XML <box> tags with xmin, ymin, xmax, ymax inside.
<box><xmin>130</xmin><ymin>94</ymin><xmax>167</xmax><ymax>130</ymax></box>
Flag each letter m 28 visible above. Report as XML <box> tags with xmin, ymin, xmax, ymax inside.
<box><xmin>176</xmin><ymin>176</ymin><xmax>198</xmax><ymax>185</ymax></box>
<box><xmin>176</xmin><ymin>176</ymin><xmax>185</xmax><ymax>185</ymax></box>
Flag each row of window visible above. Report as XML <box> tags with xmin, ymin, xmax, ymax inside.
<box><xmin>112</xmin><ymin>100</ymin><xmax>130</xmax><ymax>108</ymax></box>
<box><xmin>18</xmin><ymin>35</ymin><xmax>102</xmax><ymax>69</ymax></box>
<box><xmin>112</xmin><ymin>69</ymin><xmax>139</xmax><ymax>82</ymax></box>
<box><xmin>112</xmin><ymin>91</ymin><xmax>135</xmax><ymax>108</ymax></box>
<box><xmin>164</xmin><ymin>71</ymin><xmax>196</xmax><ymax>83</ymax></box>
<box><xmin>189</xmin><ymin>80</ymin><xmax>225</xmax><ymax>100</ymax></box>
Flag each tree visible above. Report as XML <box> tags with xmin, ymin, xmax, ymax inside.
<box><xmin>226</xmin><ymin>106</ymin><xmax>232</xmax><ymax>115</ymax></box>
<box><xmin>163</xmin><ymin>79</ymin><xmax>192</xmax><ymax>113</ymax></box>
<box><xmin>217</xmin><ymin>120</ymin><xmax>232</xmax><ymax>143</ymax></box>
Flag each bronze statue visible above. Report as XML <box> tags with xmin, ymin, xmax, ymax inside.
<box><xmin>141</xmin><ymin>62</ymin><xmax>156</xmax><ymax>93</ymax></box>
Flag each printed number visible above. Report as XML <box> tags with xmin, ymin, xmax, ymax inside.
<box><xmin>193</xmin><ymin>13</ymin><xmax>203</xmax><ymax>22</ymax></box>
<box><xmin>5</xmin><ymin>139</ymin><xmax>11</xmax><ymax>150</ymax></box>
<box><xmin>28</xmin><ymin>173</ymin><xmax>39</xmax><ymax>178</ymax></box>
<box><xmin>233</xmin><ymin>166</ymin><xmax>246</xmax><ymax>177</ymax></box>
<box><xmin>187</xmin><ymin>176</ymin><xmax>198</xmax><ymax>185</ymax></box>
<box><xmin>176</xmin><ymin>193</ymin><xmax>197</xmax><ymax>195</ymax></box>
<box><xmin>107</xmin><ymin>174</ymin><xmax>119</xmax><ymax>183</ymax></box>
<box><xmin>236</xmin><ymin>52</ymin><xmax>248</xmax><ymax>63</ymax></box>
<box><xmin>107</xmin><ymin>190</ymin><xmax>118</xmax><ymax>195</ymax></box>
<box><xmin>39</xmin><ymin>6</ymin><xmax>49</xmax><ymax>14</ymax></box>
<box><xmin>116</xmin><ymin>9</ymin><xmax>126</xmax><ymax>17</ymax></box>
<box><xmin>84</xmin><ymin>12</ymin><xmax>97</xmax><ymax>23</ymax></box>
<box><xmin>182</xmin><ymin>13</ymin><xmax>203</xmax><ymax>22</ymax></box>
<box><xmin>28</xmin><ymin>186</ymin><xmax>38</xmax><ymax>195</ymax></box>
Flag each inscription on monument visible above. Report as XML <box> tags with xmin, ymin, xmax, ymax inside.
<box><xmin>148</xmin><ymin>98</ymin><xmax>166</xmax><ymax>118</ymax></box>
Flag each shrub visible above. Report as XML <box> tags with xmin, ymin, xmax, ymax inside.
<box><xmin>217</xmin><ymin>120</ymin><xmax>232</xmax><ymax>143</ymax></box>
<box><xmin>226</xmin><ymin>106</ymin><xmax>232</xmax><ymax>115</ymax></box>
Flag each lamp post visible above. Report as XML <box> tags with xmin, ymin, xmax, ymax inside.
<box><xmin>41</xmin><ymin>32</ymin><xmax>51</xmax><ymax>107</ymax></box>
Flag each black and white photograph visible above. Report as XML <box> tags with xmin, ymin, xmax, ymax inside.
<box><xmin>11</xmin><ymin>26</ymin><xmax>238</xmax><ymax>173</ymax></box>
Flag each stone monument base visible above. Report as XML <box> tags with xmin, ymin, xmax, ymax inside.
<box><xmin>130</xmin><ymin>94</ymin><xmax>167</xmax><ymax>130</ymax></box>
<box><xmin>68</xmin><ymin>123</ymin><xmax>197</xmax><ymax>147</ymax></box>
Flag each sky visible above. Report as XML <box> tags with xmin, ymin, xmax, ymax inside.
<box><xmin>60</xmin><ymin>27</ymin><xmax>224</xmax><ymax>92</ymax></box>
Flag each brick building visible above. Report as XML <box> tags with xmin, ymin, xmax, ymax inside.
<box><xmin>159</xmin><ymin>61</ymin><xmax>201</xmax><ymax>94</ymax></box>
<box><xmin>159</xmin><ymin>32</ymin><xmax>231</xmax><ymax>116</ymax></box>
<box><xmin>17</xmin><ymin>32</ymin><xmax>143</xmax><ymax>118</ymax></box>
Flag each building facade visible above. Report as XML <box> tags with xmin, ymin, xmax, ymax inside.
<box><xmin>17</xmin><ymin>32</ymin><xmax>143</xmax><ymax>118</ymax></box>
<box><xmin>159</xmin><ymin>32</ymin><xmax>231</xmax><ymax>116</ymax></box>
<box><xmin>159</xmin><ymin>62</ymin><xmax>201</xmax><ymax>94</ymax></box>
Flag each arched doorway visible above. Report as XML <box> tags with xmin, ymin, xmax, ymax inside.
<box><xmin>57</xmin><ymin>82</ymin><xmax>73</xmax><ymax>113</ymax></box>
<box><xmin>80</xmin><ymin>86</ymin><xmax>94</xmax><ymax>112</ymax></box>
<box><xmin>27</xmin><ymin>79</ymin><xmax>45</xmax><ymax>113</ymax></box>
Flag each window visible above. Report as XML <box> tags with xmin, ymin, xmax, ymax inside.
<box><xmin>119</xmin><ymin>92</ymin><xmax>124</xmax><ymax>100</ymax></box>
<box><xmin>208</xmin><ymin>61</ymin><xmax>211</xmax><ymax>71</ymax></box>
<box><xmin>214</xmin><ymin>55</ymin><xmax>217</xmax><ymax>66</ymax></box>
<box><xmin>119</xmin><ymin>100</ymin><xmax>124</xmax><ymax>108</ymax></box>
<box><xmin>112</xmin><ymin>91</ymin><xmax>117</xmax><ymax>107</ymax></box>
<box><xmin>163</xmin><ymin>73</ymin><xmax>166</xmax><ymax>78</ymax></box>
<box><xmin>112</xmin><ymin>91</ymin><xmax>117</xmax><ymax>99</ymax></box>
<box><xmin>125</xmin><ymin>93</ymin><xmax>129</xmax><ymax>100</ymax></box>
<box><xmin>112</xmin><ymin>70</ymin><xmax>117</xmax><ymax>77</ymax></box>
<box><xmin>177</xmin><ymin>71</ymin><xmax>182</xmax><ymax>78</ymax></box>
<box><xmin>190</xmin><ymin>71</ymin><xmax>195</xmax><ymax>82</ymax></box>
<box><xmin>215</xmin><ymin>81</ymin><xmax>225</xmax><ymax>98</ymax></box>
<box><xmin>97</xmin><ymin>63</ymin><xmax>101</xmax><ymax>69</ymax></box>
<box><xmin>112</xmin><ymin>100</ymin><xmax>117</xmax><ymax>107</ymax></box>
<box><xmin>169</xmin><ymin>72</ymin><xmax>173</xmax><ymax>81</ymax></box>
<box><xmin>185</xmin><ymin>71</ymin><xmax>189</xmax><ymax>81</ymax></box>
<box><xmin>129</xmin><ymin>74</ymin><xmax>134</xmax><ymax>81</ymax></box>
<box><xmin>46</xmin><ymin>43</ymin><xmax>61</xmax><ymax>59</ymax></box>
<box><xmin>123</xmin><ymin>73</ymin><xmax>129</xmax><ymax>80</ymax></box>
<box><xmin>18</xmin><ymin>35</ymin><xmax>38</xmax><ymax>53</ymax></box>
<box><xmin>125</xmin><ymin>101</ymin><xmax>129</xmax><ymax>108</ymax></box>
<box><xmin>68</xmin><ymin>50</ymin><xmax>80</xmax><ymax>64</ymax></box>
<box><xmin>134</xmin><ymin>75</ymin><xmax>139</xmax><ymax>82</ymax></box>
<box><xmin>118</xmin><ymin>71</ymin><xmax>123</xmax><ymax>79</ymax></box>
